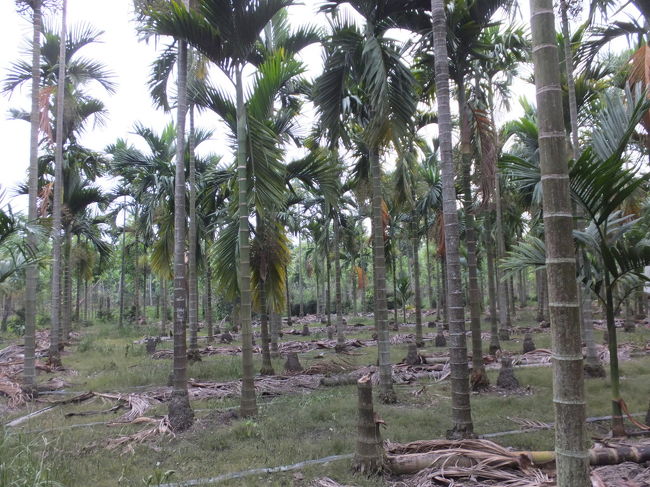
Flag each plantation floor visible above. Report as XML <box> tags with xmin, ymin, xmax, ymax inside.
<box><xmin>2</xmin><ymin>308</ymin><xmax>650</xmax><ymax>486</ymax></box>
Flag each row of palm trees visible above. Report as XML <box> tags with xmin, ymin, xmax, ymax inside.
<box><xmin>5</xmin><ymin>1</ymin><xmax>650</xmax><ymax>485</ymax></box>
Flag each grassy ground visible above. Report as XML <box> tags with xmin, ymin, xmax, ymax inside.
<box><xmin>2</xmin><ymin>308</ymin><xmax>649</xmax><ymax>487</ymax></box>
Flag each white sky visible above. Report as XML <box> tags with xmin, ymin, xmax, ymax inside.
<box><xmin>0</xmin><ymin>0</ymin><xmax>615</xmax><ymax>215</ymax></box>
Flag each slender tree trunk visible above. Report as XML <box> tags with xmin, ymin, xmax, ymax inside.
<box><xmin>119</xmin><ymin>200</ymin><xmax>127</xmax><ymax>325</ymax></box>
<box><xmin>495</xmin><ymin>177</ymin><xmax>511</xmax><ymax>337</ymax></box>
<box><xmin>48</xmin><ymin>0</ymin><xmax>67</xmax><ymax>366</ymax></box>
<box><xmin>270</xmin><ymin>311</ymin><xmax>280</xmax><ymax>358</ymax></box>
<box><xmin>206</xmin><ymin>258</ymin><xmax>214</xmax><ymax>341</ymax></box>
<box><xmin>439</xmin><ymin>255</ymin><xmax>447</xmax><ymax>324</ymax></box>
<box><xmin>425</xmin><ymin>221</ymin><xmax>435</xmax><ymax>310</ymax></box>
<box><xmin>62</xmin><ymin>228</ymin><xmax>72</xmax><ymax>339</ymax></box>
<box><xmin>142</xmin><ymin>262</ymin><xmax>148</xmax><ymax>324</ymax></box>
<box><xmin>285</xmin><ymin>264</ymin><xmax>292</xmax><ymax>328</ymax></box>
<box><xmin>431</xmin><ymin>0</ymin><xmax>473</xmax><ymax>436</ymax></box>
<box><xmin>23</xmin><ymin>0</ymin><xmax>43</xmax><ymax>395</ymax></box>
<box><xmin>161</xmin><ymin>278</ymin><xmax>168</xmax><ymax>336</ymax></box>
<box><xmin>369</xmin><ymin>146</ymin><xmax>395</xmax><ymax>403</ymax></box>
<box><xmin>392</xmin><ymin>250</ymin><xmax>398</xmax><ymax>324</ymax></box>
<box><xmin>518</xmin><ymin>270</ymin><xmax>527</xmax><ymax>307</ymax></box>
<box><xmin>326</xmin><ymin>239</ymin><xmax>332</xmax><ymax>327</ymax></box>
<box><xmin>411</xmin><ymin>217</ymin><xmax>424</xmax><ymax>346</ymax></box>
<box><xmin>188</xmin><ymin>105</ymin><xmax>200</xmax><ymax>359</ymax></box>
<box><xmin>236</xmin><ymin>65</ymin><xmax>257</xmax><ymax>417</ymax></box>
<box><xmin>258</xmin><ymin>280</ymin><xmax>274</xmax><ymax>375</ymax></box>
<box><xmin>298</xmin><ymin>231</ymin><xmax>304</xmax><ymax>317</ymax></box>
<box><xmin>486</xmin><ymin>219</ymin><xmax>500</xmax><ymax>354</ymax></box>
<box><xmin>536</xmin><ymin>269</ymin><xmax>545</xmax><ymax>321</ymax></box>
<box><xmin>315</xmin><ymin>269</ymin><xmax>321</xmax><ymax>320</ymax></box>
<box><xmin>168</xmin><ymin>34</ymin><xmax>193</xmax><ymax>431</ymax></box>
<box><xmin>333</xmin><ymin>216</ymin><xmax>345</xmax><ymax>351</ymax></box>
<box><xmin>134</xmin><ymin>226</ymin><xmax>140</xmax><ymax>322</ymax></box>
<box><xmin>530</xmin><ymin>2</ymin><xmax>589</xmax><ymax>483</ymax></box>
<box><xmin>458</xmin><ymin>87</ymin><xmax>487</xmax><ymax>389</ymax></box>
<box><xmin>605</xmin><ymin>275</ymin><xmax>625</xmax><ymax>435</ymax></box>
<box><xmin>75</xmin><ymin>239</ymin><xmax>81</xmax><ymax>322</ymax></box>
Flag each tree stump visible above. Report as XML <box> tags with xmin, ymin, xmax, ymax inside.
<box><xmin>353</xmin><ymin>375</ymin><xmax>383</xmax><ymax>474</ymax></box>
<box><xmin>522</xmin><ymin>333</ymin><xmax>536</xmax><ymax>353</ymax></box>
<box><xmin>403</xmin><ymin>343</ymin><xmax>422</xmax><ymax>365</ymax></box>
<box><xmin>498</xmin><ymin>328</ymin><xmax>511</xmax><ymax>341</ymax></box>
<box><xmin>624</xmin><ymin>320</ymin><xmax>636</xmax><ymax>333</ymax></box>
<box><xmin>283</xmin><ymin>352</ymin><xmax>303</xmax><ymax>373</ymax></box>
<box><xmin>220</xmin><ymin>331</ymin><xmax>233</xmax><ymax>343</ymax></box>
<box><xmin>187</xmin><ymin>349</ymin><xmax>202</xmax><ymax>363</ymax></box>
<box><xmin>497</xmin><ymin>356</ymin><xmax>519</xmax><ymax>390</ymax></box>
<box><xmin>390</xmin><ymin>321</ymin><xmax>398</xmax><ymax>332</ymax></box>
<box><xmin>301</xmin><ymin>324</ymin><xmax>310</xmax><ymax>336</ymax></box>
<box><xmin>434</xmin><ymin>331</ymin><xmax>446</xmax><ymax>347</ymax></box>
<box><xmin>145</xmin><ymin>337</ymin><xmax>160</xmax><ymax>355</ymax></box>
<box><xmin>427</xmin><ymin>321</ymin><xmax>436</xmax><ymax>329</ymax></box>
<box><xmin>326</xmin><ymin>326</ymin><xmax>334</xmax><ymax>340</ymax></box>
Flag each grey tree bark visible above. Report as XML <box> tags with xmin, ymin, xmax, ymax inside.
<box><xmin>236</xmin><ymin>65</ymin><xmax>257</xmax><ymax>417</ymax></box>
<box><xmin>168</xmin><ymin>34</ymin><xmax>194</xmax><ymax>432</ymax></box>
<box><xmin>431</xmin><ymin>0</ymin><xmax>473</xmax><ymax>437</ymax></box>
<box><xmin>49</xmin><ymin>0</ymin><xmax>67</xmax><ymax>366</ymax></box>
<box><xmin>530</xmin><ymin>1</ymin><xmax>589</xmax><ymax>483</ymax></box>
<box><xmin>369</xmin><ymin>147</ymin><xmax>396</xmax><ymax>403</ymax></box>
<box><xmin>23</xmin><ymin>0</ymin><xmax>43</xmax><ymax>395</ymax></box>
<box><xmin>188</xmin><ymin>105</ymin><xmax>200</xmax><ymax>360</ymax></box>
<box><xmin>333</xmin><ymin>215</ymin><xmax>345</xmax><ymax>351</ymax></box>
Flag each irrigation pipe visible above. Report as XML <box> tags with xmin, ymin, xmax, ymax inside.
<box><xmin>157</xmin><ymin>454</ymin><xmax>354</xmax><ymax>487</ymax></box>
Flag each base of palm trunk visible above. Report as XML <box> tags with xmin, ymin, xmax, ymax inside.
<box><xmin>522</xmin><ymin>334</ymin><xmax>536</xmax><ymax>353</ymax></box>
<box><xmin>584</xmin><ymin>362</ymin><xmax>606</xmax><ymax>378</ymax></box>
<box><xmin>403</xmin><ymin>344</ymin><xmax>423</xmax><ymax>365</ymax></box>
<box><xmin>470</xmin><ymin>367</ymin><xmax>490</xmax><ymax>391</ymax></box>
<box><xmin>445</xmin><ymin>425</ymin><xmax>475</xmax><ymax>440</ymax></box>
<box><xmin>498</xmin><ymin>328</ymin><xmax>510</xmax><ymax>341</ymax></box>
<box><xmin>284</xmin><ymin>352</ymin><xmax>303</xmax><ymax>373</ymax></box>
<box><xmin>434</xmin><ymin>331</ymin><xmax>446</xmax><ymax>347</ymax></box>
<box><xmin>378</xmin><ymin>388</ymin><xmax>397</xmax><ymax>404</ymax></box>
<box><xmin>301</xmin><ymin>325</ymin><xmax>310</xmax><ymax>336</ymax></box>
<box><xmin>496</xmin><ymin>357</ymin><xmax>519</xmax><ymax>390</ymax></box>
<box><xmin>187</xmin><ymin>349</ymin><xmax>202</xmax><ymax>362</ymax></box>
<box><xmin>334</xmin><ymin>343</ymin><xmax>346</xmax><ymax>353</ymax></box>
<box><xmin>353</xmin><ymin>375</ymin><xmax>383</xmax><ymax>475</ymax></box>
<box><xmin>260</xmin><ymin>364</ymin><xmax>275</xmax><ymax>376</ymax></box>
<box><xmin>611</xmin><ymin>401</ymin><xmax>626</xmax><ymax>437</ymax></box>
<box><xmin>47</xmin><ymin>350</ymin><xmax>62</xmax><ymax>368</ymax></box>
<box><xmin>489</xmin><ymin>342</ymin><xmax>500</xmax><ymax>355</ymax></box>
<box><xmin>168</xmin><ymin>390</ymin><xmax>194</xmax><ymax>432</ymax></box>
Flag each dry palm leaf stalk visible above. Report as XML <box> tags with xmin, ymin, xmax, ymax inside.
<box><xmin>511</xmin><ymin>349</ymin><xmax>552</xmax><ymax>366</ymax></box>
<box><xmin>302</xmin><ymin>358</ymin><xmax>356</xmax><ymax>375</ymax></box>
<box><xmin>105</xmin><ymin>416</ymin><xmax>175</xmax><ymax>454</ymax></box>
<box><xmin>506</xmin><ymin>416</ymin><xmax>552</xmax><ymax>431</ymax></box>
<box><xmin>309</xmin><ymin>477</ymin><xmax>354</xmax><ymax>487</ymax></box>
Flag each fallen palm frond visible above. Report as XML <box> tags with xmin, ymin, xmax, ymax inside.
<box><xmin>390</xmin><ymin>465</ymin><xmax>554</xmax><ymax>487</ymax></box>
<box><xmin>302</xmin><ymin>358</ymin><xmax>356</xmax><ymax>375</ymax></box>
<box><xmin>591</xmin><ymin>461</ymin><xmax>650</xmax><ymax>487</ymax></box>
<box><xmin>105</xmin><ymin>416</ymin><xmax>174</xmax><ymax>454</ymax></box>
<box><xmin>95</xmin><ymin>392</ymin><xmax>158</xmax><ymax>423</ymax></box>
<box><xmin>511</xmin><ymin>349</ymin><xmax>552</xmax><ymax>366</ymax></box>
<box><xmin>507</xmin><ymin>416</ymin><xmax>552</xmax><ymax>430</ymax></box>
<box><xmin>321</xmin><ymin>364</ymin><xmax>450</xmax><ymax>387</ymax></box>
<box><xmin>309</xmin><ymin>478</ymin><xmax>354</xmax><ymax>487</ymax></box>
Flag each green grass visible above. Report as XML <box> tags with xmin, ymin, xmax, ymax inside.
<box><xmin>2</xmin><ymin>309</ymin><xmax>649</xmax><ymax>486</ymax></box>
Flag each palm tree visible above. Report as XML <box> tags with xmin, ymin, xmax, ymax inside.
<box><xmin>430</xmin><ymin>0</ymin><xmax>473</xmax><ymax>438</ymax></box>
<box><xmin>147</xmin><ymin>0</ymin><xmax>302</xmax><ymax>418</ymax></box>
<box><xmin>11</xmin><ymin>0</ymin><xmax>43</xmax><ymax>396</ymax></box>
<box><xmin>49</xmin><ymin>0</ymin><xmax>68</xmax><ymax>365</ymax></box>
<box><xmin>314</xmin><ymin>0</ymin><xmax>420</xmax><ymax>403</ymax></box>
<box><xmin>529</xmin><ymin>1</ymin><xmax>590</xmax><ymax>482</ymax></box>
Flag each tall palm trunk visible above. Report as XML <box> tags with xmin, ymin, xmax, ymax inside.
<box><xmin>48</xmin><ymin>0</ymin><xmax>67</xmax><ymax>366</ymax></box>
<box><xmin>325</xmin><ymin>237</ymin><xmax>332</xmax><ymax>327</ymax></box>
<box><xmin>168</xmin><ymin>35</ymin><xmax>193</xmax><ymax>432</ymax></box>
<box><xmin>298</xmin><ymin>231</ymin><xmax>304</xmax><ymax>316</ymax></box>
<box><xmin>188</xmin><ymin>105</ymin><xmax>200</xmax><ymax>359</ymax></box>
<box><xmin>333</xmin><ymin>216</ymin><xmax>345</xmax><ymax>351</ymax></box>
<box><xmin>411</xmin><ymin>216</ymin><xmax>424</xmax><ymax>346</ymax></box>
<box><xmin>605</xmin><ymin>274</ymin><xmax>625</xmax><ymax>435</ymax></box>
<box><xmin>369</xmin><ymin>146</ymin><xmax>395</xmax><ymax>403</ymax></box>
<box><xmin>236</xmin><ymin>65</ymin><xmax>257</xmax><ymax>417</ymax></box>
<box><xmin>23</xmin><ymin>0</ymin><xmax>43</xmax><ymax>395</ymax></box>
<box><xmin>486</xmin><ymin>227</ymin><xmax>500</xmax><ymax>354</ymax></box>
<box><xmin>206</xmin><ymin>258</ymin><xmax>214</xmax><ymax>341</ymax></box>
<box><xmin>425</xmin><ymin>219</ymin><xmax>435</xmax><ymax>309</ymax></box>
<box><xmin>160</xmin><ymin>278</ymin><xmax>168</xmax><ymax>336</ymax></box>
<box><xmin>62</xmin><ymin>228</ymin><xmax>72</xmax><ymax>339</ymax></box>
<box><xmin>118</xmin><ymin>200</ymin><xmax>127</xmax><ymax>328</ymax></box>
<box><xmin>392</xmin><ymin>250</ymin><xmax>398</xmax><ymax>324</ymax></box>
<box><xmin>431</xmin><ymin>0</ymin><xmax>473</xmax><ymax>437</ymax></box>
<box><xmin>494</xmin><ymin>175</ymin><xmax>510</xmax><ymax>338</ymax></box>
<box><xmin>530</xmin><ymin>1</ymin><xmax>589</xmax><ymax>483</ymax></box>
<box><xmin>458</xmin><ymin>89</ymin><xmax>488</xmax><ymax>389</ymax></box>
<box><xmin>285</xmin><ymin>264</ymin><xmax>292</xmax><ymax>328</ymax></box>
<box><xmin>258</xmin><ymin>279</ymin><xmax>274</xmax><ymax>375</ymax></box>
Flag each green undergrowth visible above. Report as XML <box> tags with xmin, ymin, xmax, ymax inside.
<box><xmin>2</xmin><ymin>309</ymin><xmax>649</xmax><ymax>486</ymax></box>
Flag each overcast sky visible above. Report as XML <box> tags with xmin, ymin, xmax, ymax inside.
<box><xmin>0</xmin><ymin>0</ymin><xmax>600</xmax><ymax>214</ymax></box>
